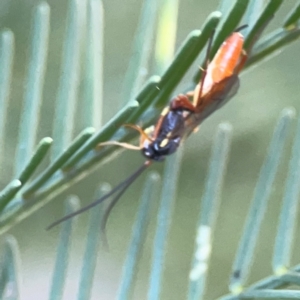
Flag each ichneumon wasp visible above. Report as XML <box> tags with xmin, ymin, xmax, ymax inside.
<box><xmin>47</xmin><ymin>29</ymin><xmax>247</xmax><ymax>234</ymax></box>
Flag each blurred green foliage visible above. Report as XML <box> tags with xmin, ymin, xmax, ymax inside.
<box><xmin>0</xmin><ymin>0</ymin><xmax>300</xmax><ymax>299</ymax></box>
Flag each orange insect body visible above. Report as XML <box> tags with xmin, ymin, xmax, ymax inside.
<box><xmin>142</xmin><ymin>31</ymin><xmax>245</xmax><ymax>153</ymax></box>
<box><xmin>210</xmin><ymin>32</ymin><xmax>244</xmax><ymax>82</ymax></box>
<box><xmin>48</xmin><ymin>31</ymin><xmax>248</xmax><ymax>231</ymax></box>
<box><xmin>193</xmin><ymin>32</ymin><xmax>245</xmax><ymax>106</ymax></box>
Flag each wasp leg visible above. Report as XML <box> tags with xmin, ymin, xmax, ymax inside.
<box><xmin>96</xmin><ymin>124</ymin><xmax>152</xmax><ymax>150</ymax></box>
<box><xmin>123</xmin><ymin>124</ymin><xmax>153</xmax><ymax>142</ymax></box>
<box><xmin>193</xmin><ymin>126</ymin><xmax>199</xmax><ymax>133</ymax></box>
<box><xmin>96</xmin><ymin>141</ymin><xmax>141</xmax><ymax>151</ymax></box>
<box><xmin>96</xmin><ymin>123</ymin><xmax>155</xmax><ymax>150</ymax></box>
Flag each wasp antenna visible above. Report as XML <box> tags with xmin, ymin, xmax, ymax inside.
<box><xmin>100</xmin><ymin>187</ymin><xmax>130</xmax><ymax>252</ymax></box>
<box><xmin>46</xmin><ymin>160</ymin><xmax>152</xmax><ymax>231</ymax></box>
<box><xmin>100</xmin><ymin>160</ymin><xmax>152</xmax><ymax>239</ymax></box>
<box><xmin>235</xmin><ymin>24</ymin><xmax>248</xmax><ymax>32</ymax></box>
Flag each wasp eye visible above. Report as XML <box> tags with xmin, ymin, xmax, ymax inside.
<box><xmin>142</xmin><ymin>146</ymin><xmax>155</xmax><ymax>159</ymax></box>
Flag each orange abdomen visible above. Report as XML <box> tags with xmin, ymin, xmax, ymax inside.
<box><xmin>210</xmin><ymin>32</ymin><xmax>244</xmax><ymax>82</ymax></box>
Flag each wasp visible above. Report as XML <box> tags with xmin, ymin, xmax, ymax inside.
<box><xmin>48</xmin><ymin>30</ymin><xmax>247</xmax><ymax>231</ymax></box>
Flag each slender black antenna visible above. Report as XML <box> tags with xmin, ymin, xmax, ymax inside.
<box><xmin>101</xmin><ymin>160</ymin><xmax>151</xmax><ymax>234</ymax></box>
<box><xmin>235</xmin><ymin>24</ymin><xmax>248</xmax><ymax>32</ymax></box>
<box><xmin>100</xmin><ymin>164</ymin><xmax>150</xmax><ymax>249</ymax></box>
<box><xmin>47</xmin><ymin>160</ymin><xmax>152</xmax><ymax>230</ymax></box>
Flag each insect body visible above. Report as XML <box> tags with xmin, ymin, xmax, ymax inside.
<box><xmin>141</xmin><ymin>32</ymin><xmax>245</xmax><ymax>161</ymax></box>
<box><xmin>142</xmin><ymin>102</ymin><xmax>190</xmax><ymax>160</ymax></box>
<box><xmin>47</xmin><ymin>31</ymin><xmax>247</xmax><ymax>231</ymax></box>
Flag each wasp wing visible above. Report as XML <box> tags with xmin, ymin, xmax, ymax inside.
<box><xmin>191</xmin><ymin>75</ymin><xmax>240</xmax><ymax>125</ymax></box>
